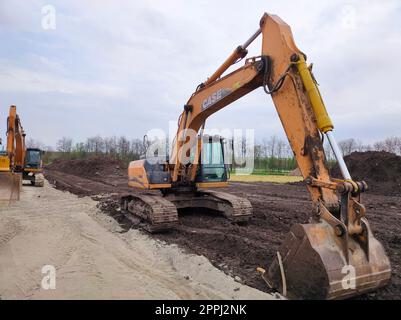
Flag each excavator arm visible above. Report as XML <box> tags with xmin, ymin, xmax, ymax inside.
<box><xmin>169</xmin><ymin>13</ymin><xmax>391</xmax><ymax>299</ymax></box>
<box><xmin>7</xmin><ymin>105</ymin><xmax>26</xmax><ymax>171</ymax></box>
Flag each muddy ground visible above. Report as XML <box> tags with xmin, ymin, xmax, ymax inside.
<box><xmin>44</xmin><ymin>156</ymin><xmax>401</xmax><ymax>300</ymax></box>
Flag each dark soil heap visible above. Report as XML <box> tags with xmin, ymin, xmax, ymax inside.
<box><xmin>331</xmin><ymin>151</ymin><xmax>401</xmax><ymax>196</ymax></box>
<box><xmin>46</xmin><ymin>156</ymin><xmax>127</xmax><ymax>180</ymax></box>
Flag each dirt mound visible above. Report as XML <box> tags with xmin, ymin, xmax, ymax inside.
<box><xmin>331</xmin><ymin>151</ymin><xmax>401</xmax><ymax>196</ymax></box>
<box><xmin>46</xmin><ymin>156</ymin><xmax>127</xmax><ymax>180</ymax></box>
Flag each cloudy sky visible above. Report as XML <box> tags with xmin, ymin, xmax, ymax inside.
<box><xmin>0</xmin><ymin>0</ymin><xmax>400</xmax><ymax>148</ymax></box>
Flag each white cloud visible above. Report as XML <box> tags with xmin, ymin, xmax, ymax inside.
<box><xmin>0</xmin><ymin>0</ymin><xmax>400</xmax><ymax>146</ymax></box>
<box><xmin>0</xmin><ymin>61</ymin><xmax>128</xmax><ymax>98</ymax></box>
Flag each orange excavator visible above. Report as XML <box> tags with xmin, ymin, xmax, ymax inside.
<box><xmin>121</xmin><ymin>13</ymin><xmax>391</xmax><ymax>299</ymax></box>
<box><xmin>0</xmin><ymin>105</ymin><xmax>45</xmax><ymax>203</ymax></box>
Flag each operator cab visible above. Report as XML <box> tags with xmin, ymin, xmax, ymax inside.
<box><xmin>195</xmin><ymin>135</ymin><xmax>228</xmax><ymax>183</ymax></box>
<box><xmin>24</xmin><ymin>148</ymin><xmax>43</xmax><ymax>169</ymax></box>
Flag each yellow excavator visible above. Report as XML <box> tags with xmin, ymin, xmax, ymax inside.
<box><xmin>121</xmin><ymin>13</ymin><xmax>391</xmax><ymax>299</ymax></box>
<box><xmin>0</xmin><ymin>105</ymin><xmax>44</xmax><ymax>203</ymax></box>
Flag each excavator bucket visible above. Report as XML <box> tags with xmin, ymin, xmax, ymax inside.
<box><xmin>0</xmin><ymin>172</ymin><xmax>22</xmax><ymax>205</ymax></box>
<box><xmin>266</xmin><ymin>220</ymin><xmax>391</xmax><ymax>299</ymax></box>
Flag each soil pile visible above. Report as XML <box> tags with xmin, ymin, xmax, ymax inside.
<box><xmin>332</xmin><ymin>151</ymin><xmax>401</xmax><ymax>196</ymax></box>
<box><xmin>46</xmin><ymin>156</ymin><xmax>127</xmax><ymax>180</ymax></box>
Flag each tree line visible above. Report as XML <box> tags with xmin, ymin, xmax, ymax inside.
<box><xmin>26</xmin><ymin>135</ymin><xmax>401</xmax><ymax>171</ymax></box>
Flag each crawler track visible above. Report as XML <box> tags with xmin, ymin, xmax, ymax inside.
<box><xmin>120</xmin><ymin>194</ymin><xmax>179</xmax><ymax>232</ymax></box>
<box><xmin>164</xmin><ymin>189</ymin><xmax>253</xmax><ymax>223</ymax></box>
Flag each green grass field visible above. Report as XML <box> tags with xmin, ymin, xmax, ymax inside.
<box><xmin>229</xmin><ymin>174</ymin><xmax>303</xmax><ymax>183</ymax></box>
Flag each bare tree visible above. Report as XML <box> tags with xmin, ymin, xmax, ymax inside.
<box><xmin>85</xmin><ymin>136</ymin><xmax>105</xmax><ymax>154</ymax></box>
<box><xmin>254</xmin><ymin>144</ymin><xmax>263</xmax><ymax>159</ymax></box>
<box><xmin>338</xmin><ymin>138</ymin><xmax>359</xmax><ymax>156</ymax></box>
<box><xmin>56</xmin><ymin>137</ymin><xmax>73</xmax><ymax>153</ymax></box>
<box><xmin>92</xmin><ymin>136</ymin><xmax>104</xmax><ymax>154</ymax></box>
<box><xmin>131</xmin><ymin>138</ymin><xmax>145</xmax><ymax>159</ymax></box>
<box><xmin>385</xmin><ymin>138</ymin><xmax>400</xmax><ymax>154</ymax></box>
<box><xmin>376</xmin><ymin>137</ymin><xmax>401</xmax><ymax>154</ymax></box>
<box><xmin>74</xmin><ymin>142</ymin><xmax>86</xmax><ymax>154</ymax></box>
<box><xmin>276</xmin><ymin>139</ymin><xmax>287</xmax><ymax>159</ymax></box>
<box><xmin>373</xmin><ymin>140</ymin><xmax>384</xmax><ymax>151</ymax></box>
<box><xmin>267</xmin><ymin>135</ymin><xmax>278</xmax><ymax>158</ymax></box>
<box><xmin>260</xmin><ymin>138</ymin><xmax>269</xmax><ymax>158</ymax></box>
<box><xmin>361</xmin><ymin>144</ymin><xmax>373</xmax><ymax>152</ymax></box>
<box><xmin>104</xmin><ymin>136</ymin><xmax>117</xmax><ymax>155</ymax></box>
<box><xmin>25</xmin><ymin>138</ymin><xmax>46</xmax><ymax>150</ymax></box>
<box><xmin>117</xmin><ymin>136</ymin><xmax>130</xmax><ymax>159</ymax></box>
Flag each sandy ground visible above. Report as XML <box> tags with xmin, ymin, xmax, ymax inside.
<box><xmin>0</xmin><ymin>182</ymin><xmax>279</xmax><ymax>300</ymax></box>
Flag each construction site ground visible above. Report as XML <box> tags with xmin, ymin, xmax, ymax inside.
<box><xmin>41</xmin><ymin>156</ymin><xmax>401</xmax><ymax>300</ymax></box>
<box><xmin>0</xmin><ymin>181</ymin><xmax>278</xmax><ymax>300</ymax></box>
